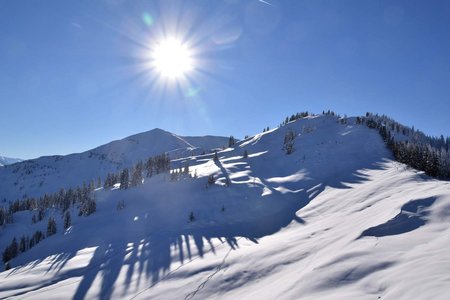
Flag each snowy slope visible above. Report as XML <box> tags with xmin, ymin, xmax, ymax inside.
<box><xmin>0</xmin><ymin>156</ymin><xmax>22</xmax><ymax>167</ymax></box>
<box><xmin>1</xmin><ymin>115</ymin><xmax>449</xmax><ymax>300</ymax></box>
<box><xmin>0</xmin><ymin>129</ymin><xmax>228</xmax><ymax>201</ymax></box>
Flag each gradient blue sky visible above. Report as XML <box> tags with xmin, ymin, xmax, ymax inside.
<box><xmin>1</xmin><ymin>0</ymin><xmax>450</xmax><ymax>159</ymax></box>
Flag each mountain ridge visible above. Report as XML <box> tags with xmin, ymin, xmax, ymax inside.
<box><xmin>0</xmin><ymin>128</ymin><xmax>229</xmax><ymax>201</ymax></box>
<box><xmin>1</xmin><ymin>114</ymin><xmax>449</xmax><ymax>299</ymax></box>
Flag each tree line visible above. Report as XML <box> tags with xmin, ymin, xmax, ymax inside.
<box><xmin>103</xmin><ymin>153</ymin><xmax>171</xmax><ymax>189</ymax></box>
<box><xmin>359</xmin><ymin>113</ymin><xmax>450</xmax><ymax>179</ymax></box>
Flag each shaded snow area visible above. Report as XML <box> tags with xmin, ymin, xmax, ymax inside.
<box><xmin>1</xmin><ymin>115</ymin><xmax>450</xmax><ymax>299</ymax></box>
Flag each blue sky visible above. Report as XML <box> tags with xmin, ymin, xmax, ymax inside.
<box><xmin>1</xmin><ymin>0</ymin><xmax>450</xmax><ymax>159</ymax></box>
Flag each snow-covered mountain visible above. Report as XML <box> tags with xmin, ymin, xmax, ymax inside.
<box><xmin>0</xmin><ymin>129</ymin><xmax>228</xmax><ymax>201</ymax></box>
<box><xmin>1</xmin><ymin>115</ymin><xmax>449</xmax><ymax>299</ymax></box>
<box><xmin>0</xmin><ymin>156</ymin><xmax>22</xmax><ymax>167</ymax></box>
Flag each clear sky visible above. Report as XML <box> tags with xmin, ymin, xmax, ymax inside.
<box><xmin>1</xmin><ymin>0</ymin><xmax>450</xmax><ymax>159</ymax></box>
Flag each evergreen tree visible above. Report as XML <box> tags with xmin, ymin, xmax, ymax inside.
<box><xmin>2</xmin><ymin>238</ymin><xmax>18</xmax><ymax>263</ymax></box>
<box><xmin>145</xmin><ymin>157</ymin><xmax>154</xmax><ymax>177</ymax></box>
<box><xmin>120</xmin><ymin>169</ymin><xmax>129</xmax><ymax>189</ymax></box>
<box><xmin>283</xmin><ymin>129</ymin><xmax>296</xmax><ymax>154</ymax></box>
<box><xmin>63</xmin><ymin>211</ymin><xmax>71</xmax><ymax>229</ymax></box>
<box><xmin>38</xmin><ymin>209</ymin><xmax>45</xmax><ymax>221</ymax></box>
<box><xmin>243</xmin><ymin>149</ymin><xmax>248</xmax><ymax>159</ymax></box>
<box><xmin>228</xmin><ymin>136</ymin><xmax>235</xmax><ymax>147</ymax></box>
<box><xmin>183</xmin><ymin>162</ymin><xmax>190</xmax><ymax>176</ymax></box>
<box><xmin>19</xmin><ymin>236</ymin><xmax>26</xmax><ymax>253</ymax></box>
<box><xmin>131</xmin><ymin>161</ymin><xmax>144</xmax><ymax>187</ymax></box>
<box><xmin>47</xmin><ymin>217</ymin><xmax>57</xmax><ymax>237</ymax></box>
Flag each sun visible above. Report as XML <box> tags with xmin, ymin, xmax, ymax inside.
<box><xmin>151</xmin><ymin>37</ymin><xmax>194</xmax><ymax>79</ymax></box>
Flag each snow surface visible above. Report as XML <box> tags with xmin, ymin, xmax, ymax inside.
<box><xmin>0</xmin><ymin>129</ymin><xmax>228</xmax><ymax>201</ymax></box>
<box><xmin>1</xmin><ymin>115</ymin><xmax>449</xmax><ymax>300</ymax></box>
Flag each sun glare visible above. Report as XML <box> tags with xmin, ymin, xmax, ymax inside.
<box><xmin>151</xmin><ymin>38</ymin><xmax>194</xmax><ymax>79</ymax></box>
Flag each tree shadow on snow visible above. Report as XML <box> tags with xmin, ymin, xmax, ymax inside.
<box><xmin>1</xmin><ymin>127</ymin><xmax>395</xmax><ymax>299</ymax></box>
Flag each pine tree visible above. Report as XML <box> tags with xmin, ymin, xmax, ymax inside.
<box><xmin>19</xmin><ymin>236</ymin><xmax>26</xmax><ymax>253</ymax></box>
<box><xmin>228</xmin><ymin>136</ymin><xmax>235</xmax><ymax>147</ymax></box>
<box><xmin>145</xmin><ymin>157</ymin><xmax>154</xmax><ymax>177</ymax></box>
<box><xmin>189</xmin><ymin>211</ymin><xmax>195</xmax><ymax>222</ymax></box>
<box><xmin>120</xmin><ymin>169</ymin><xmax>129</xmax><ymax>189</ymax></box>
<box><xmin>283</xmin><ymin>129</ymin><xmax>296</xmax><ymax>154</ymax></box>
<box><xmin>183</xmin><ymin>162</ymin><xmax>190</xmax><ymax>176</ymax></box>
<box><xmin>63</xmin><ymin>211</ymin><xmax>71</xmax><ymax>229</ymax></box>
<box><xmin>243</xmin><ymin>149</ymin><xmax>248</xmax><ymax>158</ymax></box>
<box><xmin>38</xmin><ymin>209</ymin><xmax>45</xmax><ymax>221</ymax></box>
<box><xmin>47</xmin><ymin>217</ymin><xmax>57</xmax><ymax>237</ymax></box>
<box><xmin>2</xmin><ymin>238</ymin><xmax>18</xmax><ymax>263</ymax></box>
<box><xmin>131</xmin><ymin>161</ymin><xmax>143</xmax><ymax>187</ymax></box>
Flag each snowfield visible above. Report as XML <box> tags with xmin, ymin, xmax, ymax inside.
<box><xmin>0</xmin><ymin>129</ymin><xmax>228</xmax><ymax>201</ymax></box>
<box><xmin>1</xmin><ymin>115</ymin><xmax>449</xmax><ymax>299</ymax></box>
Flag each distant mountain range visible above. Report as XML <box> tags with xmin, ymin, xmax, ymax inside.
<box><xmin>0</xmin><ymin>156</ymin><xmax>22</xmax><ymax>167</ymax></box>
<box><xmin>0</xmin><ymin>128</ymin><xmax>228</xmax><ymax>201</ymax></box>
